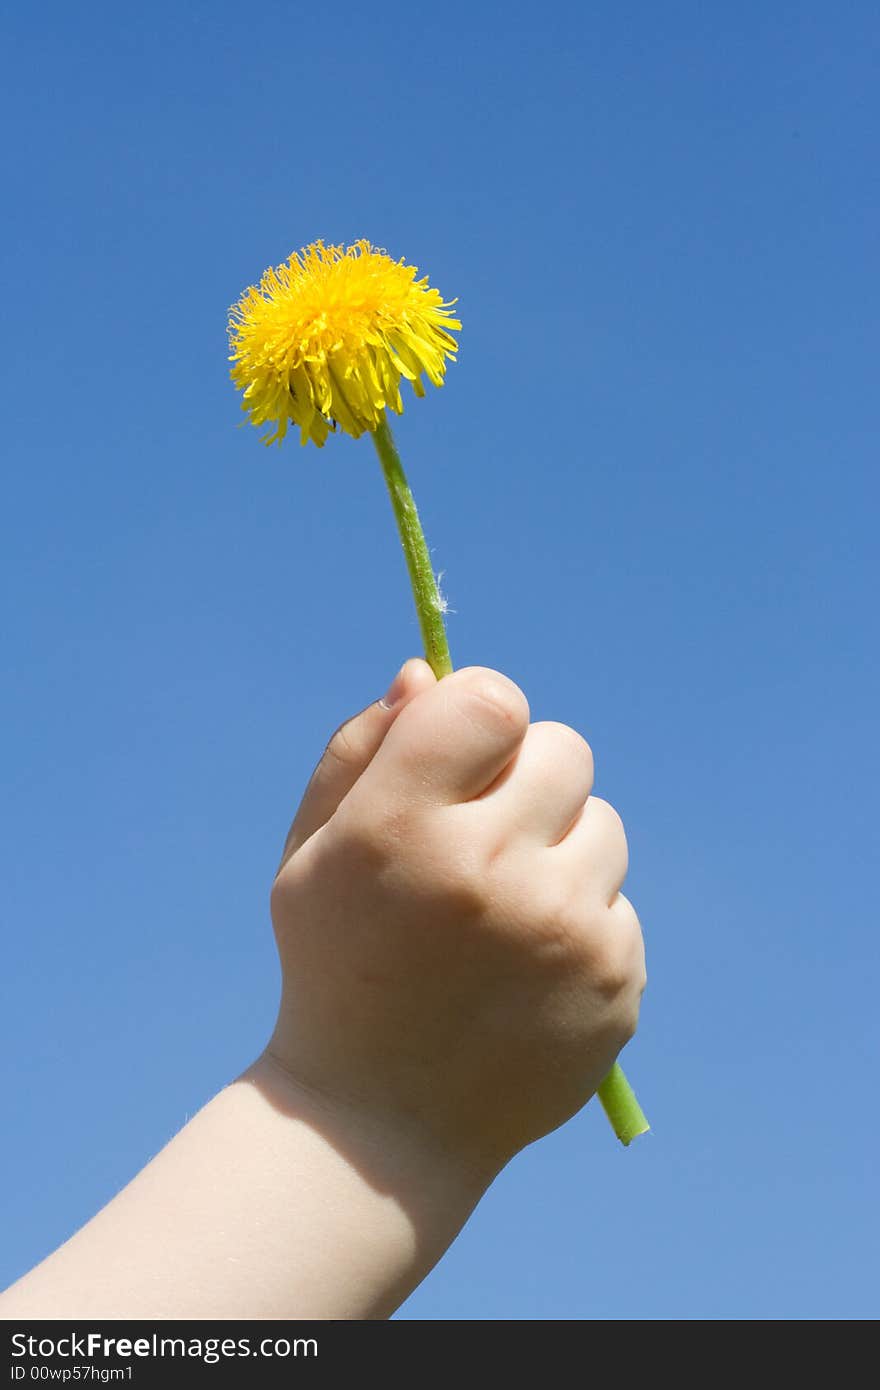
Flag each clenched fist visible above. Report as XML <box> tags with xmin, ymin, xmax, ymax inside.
<box><xmin>268</xmin><ymin>660</ymin><xmax>646</xmax><ymax>1181</ymax></box>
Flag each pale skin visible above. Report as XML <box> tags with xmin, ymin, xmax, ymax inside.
<box><xmin>1</xmin><ymin>660</ymin><xmax>646</xmax><ymax>1320</ymax></box>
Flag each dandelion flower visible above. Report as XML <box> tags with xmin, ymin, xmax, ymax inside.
<box><xmin>228</xmin><ymin>240</ymin><xmax>461</xmax><ymax>447</ymax></box>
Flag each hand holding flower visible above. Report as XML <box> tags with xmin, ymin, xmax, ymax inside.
<box><xmin>268</xmin><ymin>660</ymin><xmax>647</xmax><ymax>1178</ymax></box>
<box><xmin>229</xmin><ymin>239</ymin><xmax>648</xmax><ymax>1145</ymax></box>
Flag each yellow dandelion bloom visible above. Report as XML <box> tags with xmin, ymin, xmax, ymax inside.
<box><xmin>228</xmin><ymin>240</ymin><xmax>461</xmax><ymax>447</ymax></box>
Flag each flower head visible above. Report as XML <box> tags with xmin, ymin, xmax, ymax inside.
<box><xmin>228</xmin><ymin>240</ymin><xmax>460</xmax><ymax>447</ymax></box>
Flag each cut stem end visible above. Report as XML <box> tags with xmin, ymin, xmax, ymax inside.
<box><xmin>597</xmin><ymin>1063</ymin><xmax>650</xmax><ymax>1146</ymax></box>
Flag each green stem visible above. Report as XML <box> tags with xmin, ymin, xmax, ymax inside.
<box><xmin>371</xmin><ymin>412</ymin><xmax>648</xmax><ymax>1147</ymax></box>
<box><xmin>372</xmin><ymin>414</ymin><xmax>453</xmax><ymax>678</ymax></box>
<box><xmin>597</xmin><ymin>1062</ymin><xmax>650</xmax><ymax>1146</ymax></box>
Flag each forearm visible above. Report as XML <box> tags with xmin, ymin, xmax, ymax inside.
<box><xmin>0</xmin><ymin>1055</ymin><xmax>486</xmax><ymax>1321</ymax></box>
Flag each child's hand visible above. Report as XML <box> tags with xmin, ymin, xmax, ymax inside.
<box><xmin>1</xmin><ymin>658</ymin><xmax>647</xmax><ymax>1321</ymax></box>
<box><xmin>268</xmin><ymin>659</ymin><xmax>646</xmax><ymax>1182</ymax></box>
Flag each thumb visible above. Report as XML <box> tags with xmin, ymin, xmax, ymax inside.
<box><xmin>277</xmin><ymin>658</ymin><xmax>437</xmax><ymax>871</ymax></box>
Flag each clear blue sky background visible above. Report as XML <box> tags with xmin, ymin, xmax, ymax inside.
<box><xmin>2</xmin><ymin>1</ymin><xmax>877</xmax><ymax>1320</ymax></box>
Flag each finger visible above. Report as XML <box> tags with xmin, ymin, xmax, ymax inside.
<box><xmin>279</xmin><ymin>658</ymin><xmax>436</xmax><ymax>867</ymax></box>
<box><xmin>359</xmin><ymin>666</ymin><xmax>530</xmax><ymax>806</ymax></box>
<box><xmin>608</xmin><ymin>892</ymin><xmax>648</xmax><ymax>1002</ymax></box>
<box><xmin>473</xmin><ymin>721</ymin><xmax>594</xmax><ymax>845</ymax></box>
<box><xmin>555</xmin><ymin>795</ymin><xmax>629</xmax><ymax>901</ymax></box>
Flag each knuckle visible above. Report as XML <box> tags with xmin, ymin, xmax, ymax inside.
<box><xmin>591</xmin><ymin>797</ymin><xmax>629</xmax><ymax>873</ymax></box>
<box><xmin>323</xmin><ymin>799</ymin><xmax>398</xmax><ymax>873</ymax></box>
<box><xmin>341</xmin><ymin>798</ymin><xmax>450</xmax><ymax>878</ymax></box>
<box><xmin>269</xmin><ymin>872</ymin><xmax>287</xmax><ymax>922</ymax></box>
<box><xmin>355</xmin><ymin>812</ymin><xmax>403</xmax><ymax>870</ymax></box>
<box><xmin>570</xmin><ymin>905</ymin><xmax>644</xmax><ymax>1006</ymax></box>
<box><xmin>592</xmin><ymin>796</ymin><xmax>626</xmax><ymax>839</ymax></box>
<box><xmin>613</xmin><ymin>894</ymin><xmax>646</xmax><ymax>982</ymax></box>
<box><xmin>589</xmin><ymin>940</ymin><xmax>634</xmax><ymax>1004</ymax></box>
<box><xmin>438</xmin><ymin>862</ymin><xmax>488</xmax><ymax>919</ymax></box>
<box><xmin>323</xmin><ymin>718</ymin><xmax>362</xmax><ymax>771</ymax></box>
<box><xmin>539</xmin><ymin>722</ymin><xmax>594</xmax><ymax>781</ymax></box>
<box><xmin>419</xmin><ymin>817</ymin><xmax>488</xmax><ymax>911</ymax></box>
<box><xmin>269</xmin><ymin>846</ymin><xmax>314</xmax><ymax>930</ymax></box>
<box><xmin>616</xmin><ymin>999</ymin><xmax>641</xmax><ymax>1047</ymax></box>
<box><xmin>456</xmin><ymin>667</ymin><xmax>530</xmax><ymax>734</ymax></box>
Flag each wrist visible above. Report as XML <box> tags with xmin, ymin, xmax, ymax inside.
<box><xmin>249</xmin><ymin>1049</ymin><xmax>494</xmax><ymax>1314</ymax></box>
<box><xmin>255</xmin><ymin>1046</ymin><xmax>496</xmax><ymax>1205</ymax></box>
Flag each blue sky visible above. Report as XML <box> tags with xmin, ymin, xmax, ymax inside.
<box><xmin>1</xmin><ymin>1</ymin><xmax>877</xmax><ymax>1319</ymax></box>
